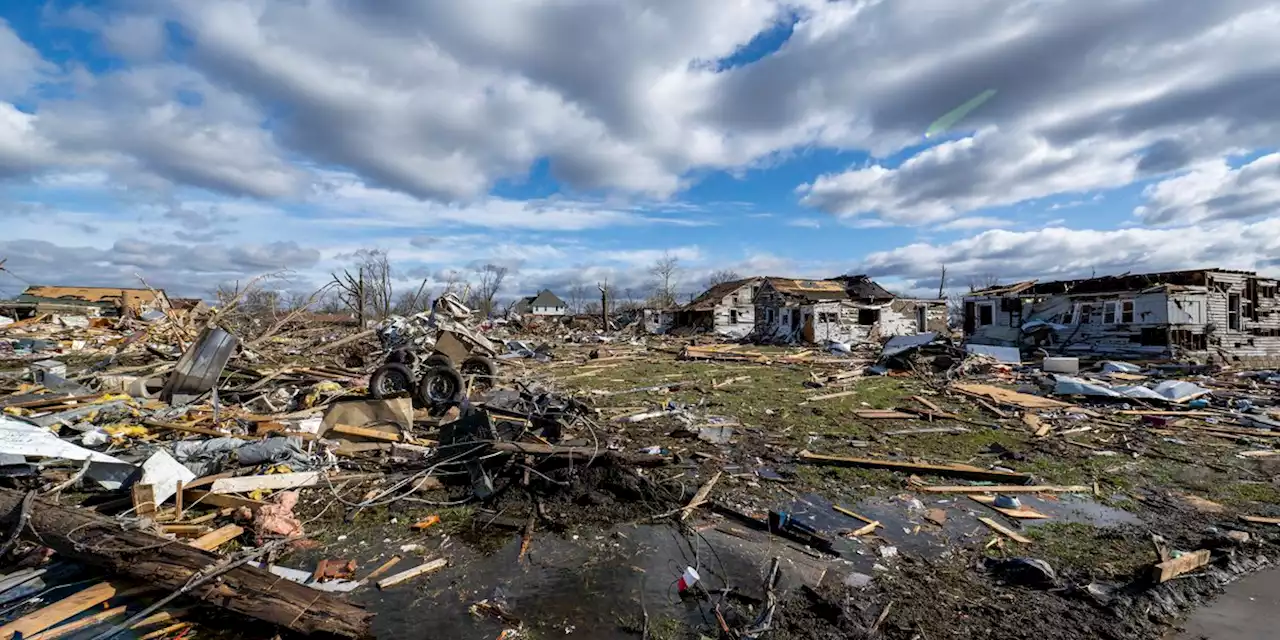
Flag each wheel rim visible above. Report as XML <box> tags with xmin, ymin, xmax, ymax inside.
<box><xmin>461</xmin><ymin>364</ymin><xmax>492</xmax><ymax>389</ymax></box>
<box><xmin>427</xmin><ymin>374</ymin><xmax>458</xmax><ymax>401</ymax></box>
<box><xmin>377</xmin><ymin>370</ymin><xmax>411</xmax><ymax>395</ymax></box>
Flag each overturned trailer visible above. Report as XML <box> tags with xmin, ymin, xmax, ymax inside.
<box><xmin>963</xmin><ymin>268</ymin><xmax>1280</xmax><ymax>365</ymax></box>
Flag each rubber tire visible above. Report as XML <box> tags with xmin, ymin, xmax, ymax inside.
<box><xmin>417</xmin><ymin>365</ymin><xmax>465</xmax><ymax>407</ymax></box>
<box><xmin>460</xmin><ymin>356</ymin><xmax>498</xmax><ymax>390</ymax></box>
<box><xmin>424</xmin><ymin>353</ymin><xmax>453</xmax><ymax>369</ymax></box>
<box><xmin>369</xmin><ymin>362</ymin><xmax>415</xmax><ymax>399</ymax></box>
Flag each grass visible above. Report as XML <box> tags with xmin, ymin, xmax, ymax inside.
<box><xmin>1024</xmin><ymin>522</ymin><xmax>1154</xmax><ymax>579</ymax></box>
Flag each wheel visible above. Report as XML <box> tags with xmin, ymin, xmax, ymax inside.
<box><xmin>460</xmin><ymin>356</ymin><xmax>498</xmax><ymax>391</ymax></box>
<box><xmin>416</xmin><ymin>365</ymin><xmax>465</xmax><ymax>407</ymax></box>
<box><xmin>387</xmin><ymin>349</ymin><xmax>417</xmax><ymax>366</ymax></box>
<box><xmin>424</xmin><ymin>353</ymin><xmax>453</xmax><ymax>368</ymax></box>
<box><xmin>369</xmin><ymin>363</ymin><xmax>415</xmax><ymax>399</ymax></box>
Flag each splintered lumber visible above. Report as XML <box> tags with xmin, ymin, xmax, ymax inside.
<box><xmin>488</xmin><ymin>442</ymin><xmax>668</xmax><ymax>467</ymax></box>
<box><xmin>0</xmin><ymin>582</ymin><xmax>142</xmax><ymax>638</ymax></box>
<box><xmin>0</xmin><ymin>488</ymin><xmax>371</xmax><ymax>638</ymax></box>
<box><xmin>189</xmin><ymin>524</ymin><xmax>244</xmax><ymax>551</ymax></box>
<box><xmin>798</xmin><ymin>451</ymin><xmax>1032</xmax><ymax>484</ymax></box>
<box><xmin>952</xmin><ymin>383</ymin><xmax>1070</xmax><ymax>410</ymax></box>
<box><xmin>680</xmin><ymin>472</ymin><xmax>722</xmax><ymax>521</ymax></box>
<box><xmin>978</xmin><ymin>517</ymin><xmax>1032</xmax><ymax>543</ymax></box>
<box><xmin>209</xmin><ymin>471</ymin><xmax>379</xmax><ymax>494</ymax></box>
<box><xmin>851</xmin><ymin>410</ymin><xmax>915</xmax><ymax>419</ymax></box>
<box><xmin>918</xmin><ymin>485</ymin><xmax>1090</xmax><ymax>494</ymax></box>
<box><xmin>832</xmin><ymin>505</ymin><xmax>877</xmax><ymax>525</ymax></box>
<box><xmin>1151</xmin><ymin>549</ymin><xmax>1211</xmax><ymax>583</ymax></box>
<box><xmin>851</xmin><ymin>521</ymin><xmax>880</xmax><ymax>536</ymax></box>
<box><xmin>376</xmin><ymin>558</ymin><xmax>448</xmax><ymax>590</ymax></box>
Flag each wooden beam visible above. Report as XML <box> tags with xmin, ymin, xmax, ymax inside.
<box><xmin>1151</xmin><ymin>549</ymin><xmax>1211</xmax><ymax>583</ymax></box>
<box><xmin>0</xmin><ymin>488</ymin><xmax>371</xmax><ymax>638</ymax></box>
<box><xmin>918</xmin><ymin>485</ymin><xmax>1090</xmax><ymax>494</ymax></box>
<box><xmin>0</xmin><ymin>582</ymin><xmax>144</xmax><ymax>638</ymax></box>
<box><xmin>181</xmin><ymin>489</ymin><xmax>265</xmax><ymax>512</ymax></box>
<box><xmin>25</xmin><ymin>605</ymin><xmax>128</xmax><ymax>640</ymax></box>
<box><xmin>798</xmin><ymin>450</ymin><xmax>1032</xmax><ymax>484</ymax></box>
<box><xmin>330</xmin><ymin>424</ymin><xmax>403</xmax><ymax>442</ymax></box>
<box><xmin>376</xmin><ymin>558</ymin><xmax>448</xmax><ymax>590</ymax></box>
<box><xmin>978</xmin><ymin>517</ymin><xmax>1032</xmax><ymax>544</ymax></box>
<box><xmin>1240</xmin><ymin>515</ymin><xmax>1280</xmax><ymax>525</ymax></box>
<box><xmin>189</xmin><ymin>524</ymin><xmax>244</xmax><ymax>551</ymax></box>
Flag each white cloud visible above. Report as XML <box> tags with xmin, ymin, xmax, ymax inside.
<box><xmin>785</xmin><ymin>217</ymin><xmax>822</xmax><ymax>228</ymax></box>
<box><xmin>857</xmin><ymin>220</ymin><xmax>1280</xmax><ymax>289</ymax></box>
<box><xmin>1135</xmin><ymin>153</ymin><xmax>1280</xmax><ymax>225</ymax></box>
<box><xmin>937</xmin><ymin>216</ymin><xmax>1010</xmax><ymax>231</ymax></box>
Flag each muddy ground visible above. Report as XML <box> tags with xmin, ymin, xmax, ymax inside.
<box><xmin>269</xmin><ymin>343</ymin><xmax>1280</xmax><ymax>640</ymax></box>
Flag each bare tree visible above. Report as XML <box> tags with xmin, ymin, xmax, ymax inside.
<box><xmin>648</xmin><ymin>252</ymin><xmax>680</xmax><ymax>308</ymax></box>
<box><xmin>705</xmin><ymin>269</ymin><xmax>741</xmax><ymax>290</ymax></box>
<box><xmin>472</xmin><ymin>264</ymin><xmax>510</xmax><ymax>317</ymax></box>
<box><xmin>392</xmin><ymin>279</ymin><xmax>431</xmax><ymax>315</ymax></box>
<box><xmin>967</xmin><ymin>273</ymin><xmax>1001</xmax><ymax>292</ymax></box>
<box><xmin>567</xmin><ymin>283</ymin><xmax>589</xmax><ymax>314</ymax></box>
<box><xmin>331</xmin><ymin>249</ymin><xmax>395</xmax><ymax>325</ymax></box>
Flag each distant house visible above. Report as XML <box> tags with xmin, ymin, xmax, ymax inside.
<box><xmin>513</xmin><ymin>289</ymin><xmax>569</xmax><ymax>316</ymax></box>
<box><xmin>962</xmin><ymin>268</ymin><xmax>1280</xmax><ymax>364</ymax></box>
<box><xmin>673</xmin><ymin>277</ymin><xmax>764</xmax><ymax>338</ymax></box>
<box><xmin>754</xmin><ymin>275</ymin><xmax>947</xmax><ymax>345</ymax></box>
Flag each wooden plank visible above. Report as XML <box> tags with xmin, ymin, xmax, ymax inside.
<box><xmin>802</xmin><ymin>389</ymin><xmax>859</xmax><ymax>402</ymax></box>
<box><xmin>1240</xmin><ymin>515</ymin><xmax>1280</xmax><ymax>525</ymax></box>
<box><xmin>851</xmin><ymin>410</ymin><xmax>915</xmax><ymax>419</ymax></box>
<box><xmin>912</xmin><ymin>395</ymin><xmax>943</xmax><ymax>413</ymax></box>
<box><xmin>132</xmin><ymin>483</ymin><xmax>157</xmax><ymax>518</ymax></box>
<box><xmin>798</xmin><ymin>450</ymin><xmax>1032</xmax><ymax>484</ymax></box>
<box><xmin>330</xmin><ymin>424</ymin><xmax>403</xmax><ymax>442</ymax></box>
<box><xmin>143</xmin><ymin>420</ymin><xmax>255</xmax><ymax>440</ymax></box>
<box><xmin>833</xmin><ymin>505</ymin><xmax>878</xmax><ymax>527</ymax></box>
<box><xmin>975</xmin><ymin>399</ymin><xmax>1009</xmax><ymax>418</ymax></box>
<box><xmin>952</xmin><ymin>383</ymin><xmax>1070</xmax><ymax>409</ymax></box>
<box><xmin>0</xmin><ymin>582</ymin><xmax>141</xmax><ymax>638</ymax></box>
<box><xmin>851</xmin><ymin>521</ymin><xmax>880</xmax><ymax>536</ymax></box>
<box><xmin>978</xmin><ymin>517</ymin><xmax>1032</xmax><ymax>543</ymax></box>
<box><xmin>361</xmin><ymin>556</ymin><xmax>402</xmax><ymax>583</ymax></box>
<box><xmin>25</xmin><ymin>605</ymin><xmax>128</xmax><ymax>640</ymax></box>
<box><xmin>1117</xmin><ymin>410</ymin><xmax>1220</xmax><ymax>416</ymax></box>
<box><xmin>209</xmin><ymin>472</ymin><xmax>377</xmax><ymax>494</ymax></box>
<box><xmin>376</xmin><ymin>558</ymin><xmax>448</xmax><ymax>590</ymax></box>
<box><xmin>189</xmin><ymin>524</ymin><xmax>244</xmax><ymax>551</ymax></box>
<box><xmin>1151</xmin><ymin>549</ymin><xmax>1211</xmax><ymax>583</ymax></box>
<box><xmin>918</xmin><ymin>485</ymin><xmax>1090</xmax><ymax>494</ymax></box>
<box><xmin>970</xmin><ymin>495</ymin><xmax>1051</xmax><ymax>519</ymax></box>
<box><xmin>183</xmin><ymin>490</ymin><xmax>266</xmax><ymax>512</ymax></box>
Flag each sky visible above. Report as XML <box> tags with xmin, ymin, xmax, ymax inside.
<box><xmin>1</xmin><ymin>0</ymin><xmax>1279</xmax><ymax>304</ymax></box>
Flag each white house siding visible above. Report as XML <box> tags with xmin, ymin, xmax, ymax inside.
<box><xmin>531</xmin><ymin>306</ymin><xmax>566</xmax><ymax>316</ymax></box>
<box><xmin>710</xmin><ymin>282</ymin><xmax>758</xmax><ymax>338</ymax></box>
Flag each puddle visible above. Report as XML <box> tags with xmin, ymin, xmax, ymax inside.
<box><xmin>339</xmin><ymin>522</ymin><xmax>842</xmax><ymax>639</ymax></box>
<box><xmin>780</xmin><ymin>491</ymin><xmax>1141</xmax><ymax>572</ymax></box>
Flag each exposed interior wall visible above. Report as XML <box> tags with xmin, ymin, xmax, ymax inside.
<box><xmin>710</xmin><ymin>281</ymin><xmax>758</xmax><ymax>338</ymax></box>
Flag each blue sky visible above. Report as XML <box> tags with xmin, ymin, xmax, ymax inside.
<box><xmin>1</xmin><ymin>0</ymin><xmax>1278</xmax><ymax>303</ymax></box>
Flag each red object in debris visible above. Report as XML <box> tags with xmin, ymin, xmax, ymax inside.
<box><xmin>1142</xmin><ymin>415</ymin><xmax>1174</xmax><ymax>427</ymax></box>
<box><xmin>411</xmin><ymin>515</ymin><xmax>441</xmax><ymax>530</ymax></box>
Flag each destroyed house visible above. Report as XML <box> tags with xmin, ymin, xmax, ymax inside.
<box><xmin>753</xmin><ymin>275</ymin><xmax>947</xmax><ymax>345</ymax></box>
<box><xmin>962</xmin><ymin>269</ymin><xmax>1280</xmax><ymax>364</ymax></box>
<box><xmin>2</xmin><ymin>285</ymin><xmax>167</xmax><ymax>318</ymax></box>
<box><xmin>672</xmin><ymin>277</ymin><xmax>763</xmax><ymax>338</ymax></box>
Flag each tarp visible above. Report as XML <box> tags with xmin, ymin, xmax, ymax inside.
<box><xmin>881</xmin><ymin>332</ymin><xmax>938</xmax><ymax>358</ymax></box>
<box><xmin>1053</xmin><ymin>376</ymin><xmax>1211</xmax><ymax>403</ymax></box>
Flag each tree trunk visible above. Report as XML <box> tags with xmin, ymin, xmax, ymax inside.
<box><xmin>0</xmin><ymin>488</ymin><xmax>371</xmax><ymax>638</ymax></box>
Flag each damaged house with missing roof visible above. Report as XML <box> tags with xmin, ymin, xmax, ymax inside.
<box><xmin>963</xmin><ymin>268</ymin><xmax>1280</xmax><ymax>365</ymax></box>
<box><xmin>753</xmin><ymin>275</ymin><xmax>948</xmax><ymax>345</ymax></box>
<box><xmin>671</xmin><ymin>277</ymin><xmax>764</xmax><ymax>339</ymax></box>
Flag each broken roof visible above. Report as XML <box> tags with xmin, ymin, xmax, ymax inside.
<box><xmin>829</xmin><ymin>274</ymin><xmax>896</xmax><ymax>301</ymax></box>
<box><xmin>22</xmin><ymin>285</ymin><xmax>165</xmax><ymax>311</ymax></box>
<box><xmin>763</xmin><ymin>277</ymin><xmax>849</xmax><ymax>302</ymax></box>
<box><xmin>967</xmin><ymin>269</ymin><xmax>1261</xmax><ymax>297</ymax></box>
<box><xmin>681</xmin><ymin>277</ymin><xmax>762</xmax><ymax>311</ymax></box>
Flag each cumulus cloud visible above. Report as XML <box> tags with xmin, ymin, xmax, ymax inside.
<box><xmin>857</xmin><ymin>220</ymin><xmax>1280</xmax><ymax>290</ymax></box>
<box><xmin>1135</xmin><ymin>153</ymin><xmax>1280</xmax><ymax>225</ymax></box>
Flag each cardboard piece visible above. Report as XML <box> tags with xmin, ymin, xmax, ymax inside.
<box><xmin>321</xmin><ymin>398</ymin><xmax>413</xmax><ymax>435</ymax></box>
